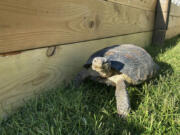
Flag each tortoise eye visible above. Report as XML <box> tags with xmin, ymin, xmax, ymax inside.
<box><xmin>93</xmin><ymin>59</ymin><xmax>97</xmax><ymax>62</ymax></box>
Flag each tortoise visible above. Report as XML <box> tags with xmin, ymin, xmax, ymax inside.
<box><xmin>74</xmin><ymin>44</ymin><xmax>159</xmax><ymax>117</ymax></box>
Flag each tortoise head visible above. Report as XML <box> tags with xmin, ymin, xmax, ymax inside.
<box><xmin>92</xmin><ymin>57</ymin><xmax>112</xmax><ymax>77</ymax></box>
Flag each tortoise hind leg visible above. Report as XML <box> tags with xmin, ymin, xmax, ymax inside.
<box><xmin>115</xmin><ymin>79</ymin><xmax>130</xmax><ymax>117</ymax></box>
<box><xmin>73</xmin><ymin>68</ymin><xmax>90</xmax><ymax>87</ymax></box>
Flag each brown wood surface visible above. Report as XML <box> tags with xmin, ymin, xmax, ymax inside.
<box><xmin>0</xmin><ymin>0</ymin><xmax>154</xmax><ymax>53</ymax></box>
<box><xmin>157</xmin><ymin>1</ymin><xmax>180</xmax><ymax>16</ymax></box>
<box><xmin>0</xmin><ymin>32</ymin><xmax>152</xmax><ymax>119</ymax></box>
<box><xmin>152</xmin><ymin>0</ymin><xmax>171</xmax><ymax>44</ymax></box>
<box><xmin>163</xmin><ymin>1</ymin><xmax>180</xmax><ymax>39</ymax></box>
<box><xmin>165</xmin><ymin>1</ymin><xmax>180</xmax><ymax>39</ymax></box>
<box><xmin>154</xmin><ymin>1</ymin><xmax>180</xmax><ymax>40</ymax></box>
<box><xmin>169</xmin><ymin>3</ymin><xmax>180</xmax><ymax>17</ymax></box>
<box><xmin>166</xmin><ymin>16</ymin><xmax>180</xmax><ymax>39</ymax></box>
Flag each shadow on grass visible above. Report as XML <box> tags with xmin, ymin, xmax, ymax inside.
<box><xmin>1</xmin><ymin>81</ymin><xmax>145</xmax><ymax>134</ymax></box>
<box><xmin>145</xmin><ymin>34</ymin><xmax>180</xmax><ymax>58</ymax></box>
<box><xmin>129</xmin><ymin>35</ymin><xmax>180</xmax><ymax>110</ymax></box>
<box><xmin>129</xmin><ymin>61</ymin><xmax>173</xmax><ymax>111</ymax></box>
<box><xmin>79</xmin><ymin>80</ymin><xmax>145</xmax><ymax>134</ymax></box>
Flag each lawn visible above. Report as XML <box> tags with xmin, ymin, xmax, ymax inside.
<box><xmin>0</xmin><ymin>36</ymin><xmax>180</xmax><ymax>135</ymax></box>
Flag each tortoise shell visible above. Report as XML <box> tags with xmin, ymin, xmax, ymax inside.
<box><xmin>84</xmin><ymin>44</ymin><xmax>159</xmax><ymax>84</ymax></box>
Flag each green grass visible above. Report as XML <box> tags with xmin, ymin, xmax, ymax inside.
<box><xmin>0</xmin><ymin>36</ymin><xmax>180</xmax><ymax>135</ymax></box>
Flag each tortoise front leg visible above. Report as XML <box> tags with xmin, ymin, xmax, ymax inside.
<box><xmin>115</xmin><ymin>79</ymin><xmax>130</xmax><ymax>117</ymax></box>
<box><xmin>73</xmin><ymin>68</ymin><xmax>90</xmax><ymax>87</ymax></box>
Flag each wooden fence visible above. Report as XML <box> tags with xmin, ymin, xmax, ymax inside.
<box><xmin>0</xmin><ymin>0</ymin><xmax>179</xmax><ymax>119</ymax></box>
<box><xmin>166</xmin><ymin>0</ymin><xmax>180</xmax><ymax>38</ymax></box>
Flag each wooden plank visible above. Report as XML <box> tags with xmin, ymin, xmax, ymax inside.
<box><xmin>156</xmin><ymin>1</ymin><xmax>180</xmax><ymax>16</ymax></box>
<box><xmin>152</xmin><ymin>0</ymin><xmax>171</xmax><ymax>45</ymax></box>
<box><xmin>0</xmin><ymin>32</ymin><xmax>152</xmax><ymax>119</ymax></box>
<box><xmin>166</xmin><ymin>26</ymin><xmax>180</xmax><ymax>39</ymax></box>
<box><xmin>168</xmin><ymin>15</ymin><xmax>180</xmax><ymax>28</ymax></box>
<box><xmin>166</xmin><ymin>16</ymin><xmax>180</xmax><ymax>39</ymax></box>
<box><xmin>0</xmin><ymin>0</ymin><xmax>154</xmax><ymax>53</ymax></box>
<box><xmin>157</xmin><ymin>0</ymin><xmax>172</xmax><ymax>13</ymax></box>
<box><xmin>165</xmin><ymin>1</ymin><xmax>180</xmax><ymax>39</ymax></box>
<box><xmin>155</xmin><ymin>0</ymin><xmax>171</xmax><ymax>30</ymax></box>
<box><xmin>170</xmin><ymin>1</ymin><xmax>180</xmax><ymax>16</ymax></box>
<box><xmin>106</xmin><ymin>0</ymin><xmax>157</xmax><ymax>11</ymax></box>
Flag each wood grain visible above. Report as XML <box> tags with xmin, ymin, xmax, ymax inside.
<box><xmin>0</xmin><ymin>0</ymin><xmax>154</xmax><ymax>53</ymax></box>
<box><xmin>106</xmin><ymin>0</ymin><xmax>157</xmax><ymax>11</ymax></box>
<box><xmin>169</xmin><ymin>3</ymin><xmax>180</xmax><ymax>17</ymax></box>
<box><xmin>0</xmin><ymin>32</ymin><xmax>152</xmax><ymax>119</ymax></box>
<box><xmin>155</xmin><ymin>1</ymin><xmax>180</xmax><ymax>16</ymax></box>
<box><xmin>165</xmin><ymin>2</ymin><xmax>180</xmax><ymax>39</ymax></box>
<box><xmin>166</xmin><ymin>16</ymin><xmax>180</xmax><ymax>39</ymax></box>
